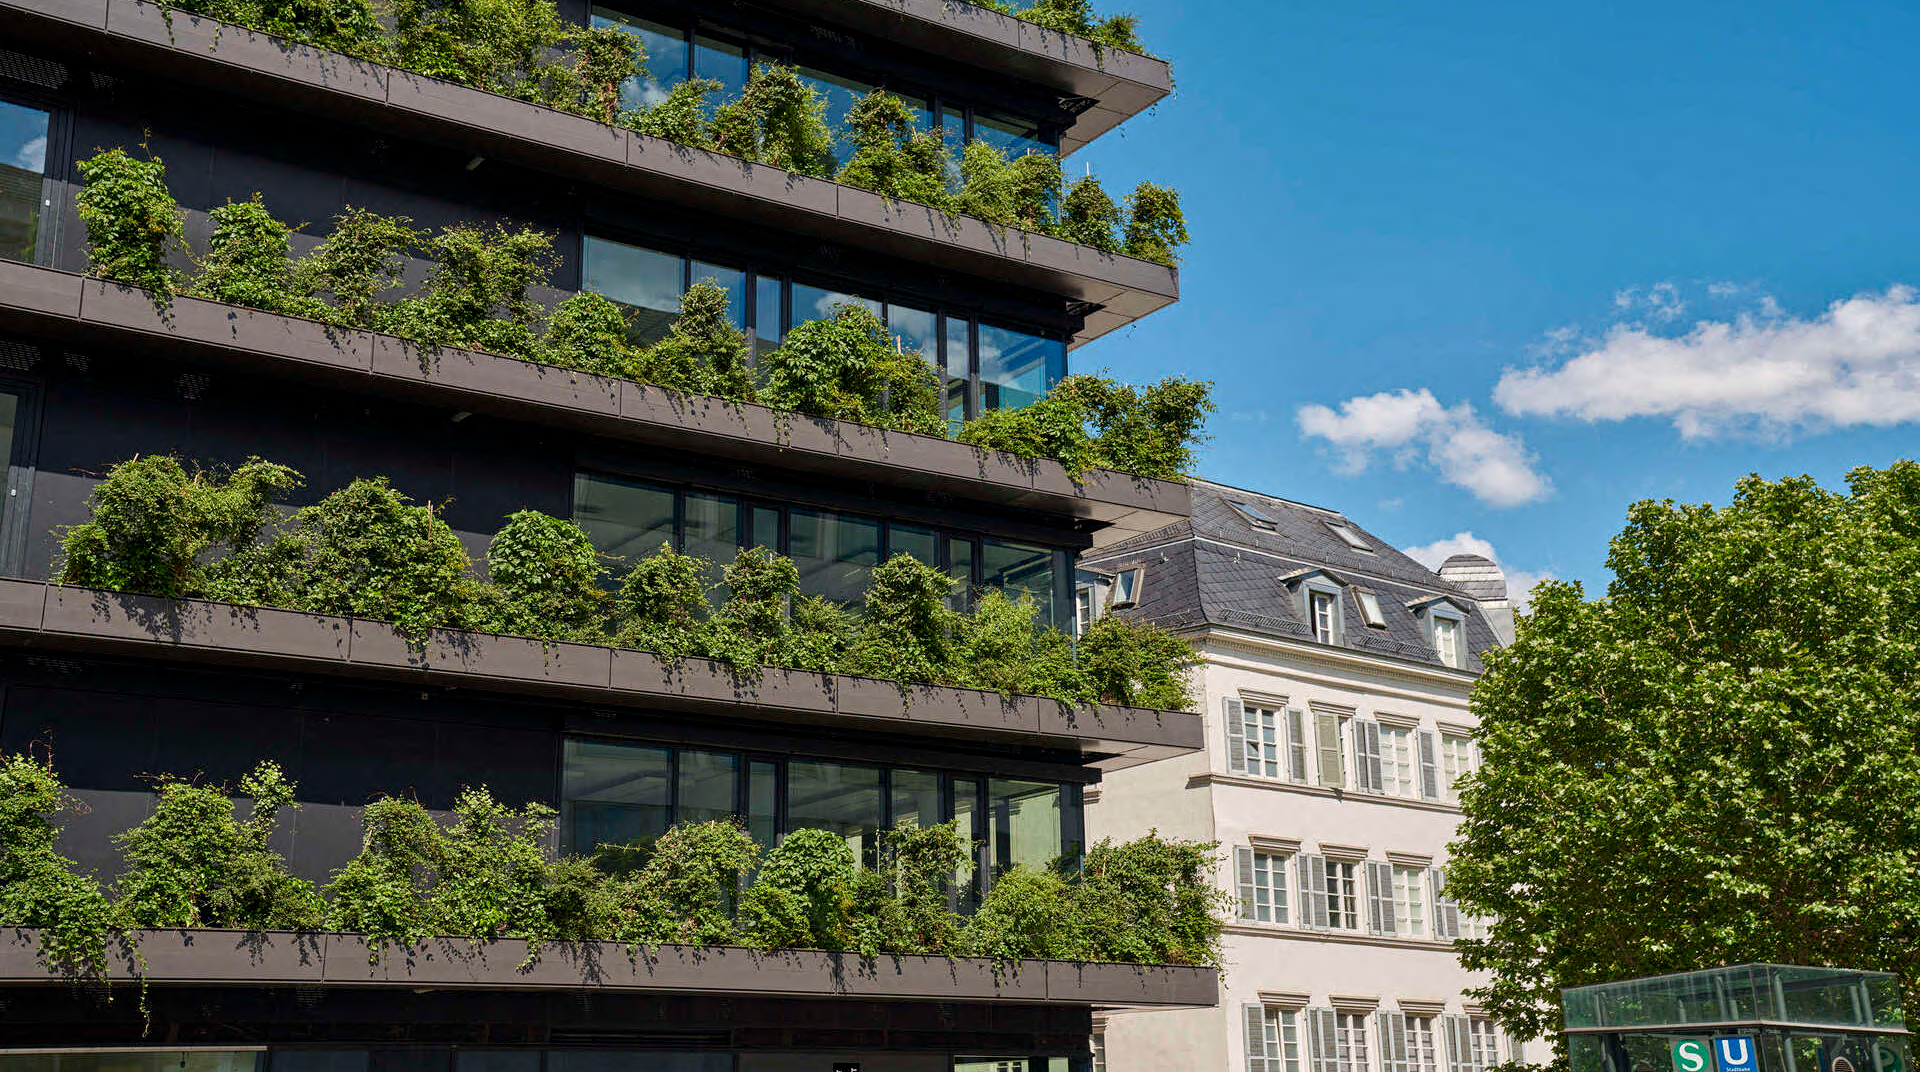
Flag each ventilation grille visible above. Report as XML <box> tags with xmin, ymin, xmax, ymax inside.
<box><xmin>0</xmin><ymin>48</ymin><xmax>68</xmax><ymax>90</ymax></box>
<box><xmin>0</xmin><ymin>339</ymin><xmax>38</xmax><ymax>371</ymax></box>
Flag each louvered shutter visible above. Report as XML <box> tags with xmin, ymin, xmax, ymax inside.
<box><xmin>1246</xmin><ymin>1005</ymin><xmax>1271</xmax><ymax>1072</ymax></box>
<box><xmin>1417</xmin><ymin>730</ymin><xmax>1441</xmax><ymax>800</ymax></box>
<box><xmin>1377</xmin><ymin>1011</ymin><xmax>1409</xmax><ymax>1072</ymax></box>
<box><xmin>1431</xmin><ymin>867</ymin><xmax>1461</xmax><ymax>940</ymax></box>
<box><xmin>1308</xmin><ymin>1008</ymin><xmax>1340</xmax><ymax>1072</ymax></box>
<box><xmin>1505</xmin><ymin>1031</ymin><xmax>1523</xmax><ymax>1066</ymax></box>
<box><xmin>1301</xmin><ymin>853</ymin><xmax>1330</xmax><ymax>928</ymax></box>
<box><xmin>1443</xmin><ymin>1015</ymin><xmax>1471</xmax><ymax>1072</ymax></box>
<box><xmin>1286</xmin><ymin>708</ymin><xmax>1310</xmax><ymax>782</ymax></box>
<box><xmin>1367</xmin><ymin>861</ymin><xmax>1396</xmax><ymax>935</ymax></box>
<box><xmin>1225</xmin><ymin>696</ymin><xmax>1247</xmax><ymax>773</ymax></box>
<box><xmin>1355</xmin><ymin>720</ymin><xmax>1384</xmax><ymax>793</ymax></box>
<box><xmin>1316</xmin><ymin>711</ymin><xmax>1345</xmax><ymax>787</ymax></box>
<box><xmin>1237</xmin><ymin>847</ymin><xmax>1258</xmax><ymax>921</ymax></box>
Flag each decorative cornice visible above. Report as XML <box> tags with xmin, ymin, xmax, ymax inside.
<box><xmin>1331</xmin><ymin>994</ymin><xmax>1381</xmax><ymax>1015</ymax></box>
<box><xmin>1375</xmin><ymin>711</ymin><xmax>1419</xmax><ymax>730</ymax></box>
<box><xmin>1203</xmin><ymin>626</ymin><xmax>1481</xmax><ymax>689</ymax></box>
<box><xmin>1308</xmin><ymin>699</ymin><xmax>1357</xmax><ymax>716</ymax></box>
<box><xmin>1259</xmin><ymin>990</ymin><xmax>1312</xmax><ymax>1010</ymax></box>
<box><xmin>1221</xmin><ymin>925</ymin><xmax>1460</xmax><ymax>954</ymax></box>
<box><xmin>1385</xmin><ymin>851</ymin><xmax>1435</xmax><ymax>869</ymax></box>
<box><xmin>1249</xmin><ymin>835</ymin><xmax>1302</xmax><ymax>855</ymax></box>
<box><xmin>1397</xmin><ymin>998</ymin><xmax>1448</xmax><ymax>1017</ymax></box>
<box><xmin>1188</xmin><ymin>773</ymin><xmax>1465</xmax><ymax>816</ymax></box>
<box><xmin>1317</xmin><ymin>842</ymin><xmax>1369</xmax><ymax>863</ymax></box>
<box><xmin>1237</xmin><ymin>688</ymin><xmax>1292</xmax><ymax>709</ymax></box>
<box><xmin>1437</xmin><ymin>720</ymin><xmax>1477</xmax><ymax>737</ymax></box>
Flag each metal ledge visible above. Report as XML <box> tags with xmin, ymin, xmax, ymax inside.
<box><xmin>754</xmin><ymin>0</ymin><xmax>1173</xmax><ymax>156</ymax></box>
<box><xmin>0</xmin><ymin>262</ymin><xmax>1191</xmax><ymax>549</ymax></box>
<box><xmin>0</xmin><ymin>0</ymin><xmax>1177</xmax><ymax>349</ymax></box>
<box><xmin>0</xmin><ymin>928</ymin><xmax>1221</xmax><ymax>1009</ymax></box>
<box><xmin>0</xmin><ymin>580</ymin><xmax>1204</xmax><ymax>768</ymax></box>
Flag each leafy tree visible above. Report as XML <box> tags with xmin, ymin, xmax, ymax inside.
<box><xmin>56</xmin><ymin>454</ymin><xmax>302</xmax><ymax>599</ymax></box>
<box><xmin>114</xmin><ymin>761</ymin><xmax>325</xmax><ymax>930</ymax></box>
<box><xmin>761</xmin><ymin>304</ymin><xmax>944</xmax><ymax>435</ymax></box>
<box><xmin>1448</xmin><ymin>461</ymin><xmax>1920</xmax><ymax>1048</ymax></box>
<box><xmin>634</xmin><ymin>280</ymin><xmax>756</xmax><ymax>400</ymax></box>
<box><xmin>740</xmin><ymin>827</ymin><xmax>857</xmax><ymax>950</ymax></box>
<box><xmin>1121</xmin><ymin>180</ymin><xmax>1188</xmax><ymax>265</ymax></box>
<box><xmin>191</xmin><ymin>195</ymin><xmax>301</xmax><ymax>314</ymax></box>
<box><xmin>707</xmin><ymin>64</ymin><xmax>836</xmax><ymax>177</ymax></box>
<box><xmin>631</xmin><ymin>78</ymin><xmax>719</xmax><ymax>147</ymax></box>
<box><xmin>75</xmin><ymin>146</ymin><xmax>187</xmax><ymax>300</ymax></box>
<box><xmin>291</xmin><ymin>207</ymin><xmax>420</xmax><ymax>330</ymax></box>
<box><xmin>0</xmin><ymin>753</ymin><xmax>123</xmax><ymax>983</ymax></box>
<box><xmin>1055</xmin><ymin>175</ymin><xmax>1121</xmax><ymax>252</ymax></box>
<box><xmin>1077</xmin><ymin>611</ymin><xmax>1197</xmax><ymax>710</ymax></box>
<box><xmin>844</xmin><ymin>554</ymin><xmax>959</xmax><ymax>686</ymax></box>
<box><xmin>486</xmin><ymin>510</ymin><xmax>609</xmax><ymax>640</ymax></box>
<box><xmin>543</xmin><ymin>291</ymin><xmax>637</xmax><ymax>377</ymax></box>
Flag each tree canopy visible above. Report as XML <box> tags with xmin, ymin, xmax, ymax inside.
<box><xmin>1448</xmin><ymin>461</ymin><xmax>1920</xmax><ymax>1057</ymax></box>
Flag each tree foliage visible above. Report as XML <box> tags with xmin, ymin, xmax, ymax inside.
<box><xmin>191</xmin><ymin>195</ymin><xmax>301</xmax><ymax>313</ymax></box>
<box><xmin>0</xmin><ymin>753</ymin><xmax>124</xmax><ymax>984</ymax></box>
<box><xmin>74</xmin><ymin>146</ymin><xmax>187</xmax><ymax>301</ymax></box>
<box><xmin>760</xmin><ymin>303</ymin><xmax>945</xmax><ymax>435</ymax></box>
<box><xmin>1448</xmin><ymin>461</ymin><xmax>1920</xmax><ymax>1049</ymax></box>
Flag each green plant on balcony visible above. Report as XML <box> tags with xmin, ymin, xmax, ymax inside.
<box><xmin>74</xmin><ymin>145</ymin><xmax>187</xmax><ymax>303</ymax></box>
<box><xmin>191</xmin><ymin>195</ymin><xmax>303</xmax><ymax>313</ymax></box>
<box><xmin>759</xmin><ymin>303</ymin><xmax>947</xmax><ymax>437</ymax></box>
<box><xmin>709</xmin><ymin>64</ymin><xmax>839</xmax><ymax>178</ymax></box>
<box><xmin>0</xmin><ymin>753</ymin><xmax>125</xmax><ymax>986</ymax></box>
<box><xmin>836</xmin><ymin>90</ymin><xmax>954</xmax><ymax>209</ymax></box>
<box><xmin>632</xmin><ymin>280</ymin><xmax>757</xmax><ymax>401</ymax></box>
<box><xmin>385</xmin><ymin>221</ymin><xmax>557</xmax><ymax>361</ymax></box>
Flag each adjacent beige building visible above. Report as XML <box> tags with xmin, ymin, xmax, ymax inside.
<box><xmin>1079</xmin><ymin>480</ymin><xmax>1532</xmax><ymax>1072</ymax></box>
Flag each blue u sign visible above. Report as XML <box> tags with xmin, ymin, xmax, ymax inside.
<box><xmin>1715</xmin><ymin>1037</ymin><xmax>1759</xmax><ymax>1072</ymax></box>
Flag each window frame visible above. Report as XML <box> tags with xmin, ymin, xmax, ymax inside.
<box><xmin>1353</xmin><ymin>589</ymin><xmax>1387</xmax><ymax>629</ymax></box>
<box><xmin>1308</xmin><ymin>588</ymin><xmax>1340</xmax><ymax>645</ymax></box>
<box><xmin>1324</xmin><ymin>859</ymin><xmax>1360</xmax><ymax>931</ymax></box>
<box><xmin>1431</xmin><ymin>611</ymin><xmax>1465</xmax><ymax>668</ymax></box>
<box><xmin>1109</xmin><ymin>566</ymin><xmax>1142</xmax><ymax>609</ymax></box>
<box><xmin>0</xmin><ymin>85</ymin><xmax>69</xmax><ymax>269</ymax></box>
<box><xmin>1392</xmin><ymin>864</ymin><xmax>1427</xmax><ymax>938</ymax></box>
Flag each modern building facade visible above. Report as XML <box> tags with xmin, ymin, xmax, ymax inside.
<box><xmin>0</xmin><ymin>0</ymin><xmax>1212</xmax><ymax>1067</ymax></box>
<box><xmin>1080</xmin><ymin>481</ymin><xmax>1531</xmax><ymax>1072</ymax></box>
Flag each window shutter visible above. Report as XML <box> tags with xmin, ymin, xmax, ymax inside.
<box><xmin>1356</xmin><ymin>720</ymin><xmax>1384</xmax><ymax>793</ymax></box>
<box><xmin>1309</xmin><ymin>1008</ymin><xmax>1340</xmax><ymax>1072</ymax></box>
<box><xmin>1417</xmin><ymin>730</ymin><xmax>1441</xmax><ymax>800</ymax></box>
<box><xmin>1367</xmin><ymin>861</ymin><xmax>1396</xmax><ymax>935</ymax></box>
<box><xmin>1505</xmin><ymin>1031</ymin><xmax>1523</xmax><ymax>1066</ymax></box>
<box><xmin>1246</xmin><ymin>1005</ymin><xmax>1271</xmax><ymax>1072</ymax></box>
<box><xmin>1236</xmin><ymin>847</ymin><xmax>1258</xmax><ymax>921</ymax></box>
<box><xmin>1225</xmin><ymin>696</ymin><xmax>1247</xmax><ymax>773</ymax></box>
<box><xmin>1377</xmin><ymin>1011</ymin><xmax>1409</xmax><ymax>1072</ymax></box>
<box><xmin>1443</xmin><ymin>1015</ymin><xmax>1471</xmax><ymax>1072</ymax></box>
<box><xmin>1298</xmin><ymin>853</ymin><xmax>1329</xmax><ymax>928</ymax></box>
<box><xmin>1432</xmin><ymin>867</ymin><xmax>1461</xmax><ymax>940</ymax></box>
<box><xmin>1315</xmin><ymin>711</ymin><xmax>1345</xmax><ymax>787</ymax></box>
<box><xmin>1286</xmin><ymin>708</ymin><xmax>1310</xmax><ymax>783</ymax></box>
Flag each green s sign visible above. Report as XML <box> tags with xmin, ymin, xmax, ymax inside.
<box><xmin>1675</xmin><ymin>1040</ymin><xmax>1712</xmax><ymax>1072</ymax></box>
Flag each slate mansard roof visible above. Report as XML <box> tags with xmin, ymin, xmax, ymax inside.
<box><xmin>1083</xmin><ymin>480</ymin><xmax>1501</xmax><ymax>674</ymax></box>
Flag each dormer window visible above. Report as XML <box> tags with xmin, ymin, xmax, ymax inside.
<box><xmin>1434</xmin><ymin>614</ymin><xmax>1463</xmax><ymax>668</ymax></box>
<box><xmin>1309</xmin><ymin>590</ymin><xmax>1339</xmax><ymax>644</ymax></box>
<box><xmin>1354</xmin><ymin>590</ymin><xmax>1387</xmax><ymax>628</ymax></box>
<box><xmin>1326</xmin><ymin>521</ymin><xmax>1374</xmax><ymax>553</ymax></box>
<box><xmin>1230</xmin><ymin>501</ymin><xmax>1277</xmax><ymax>531</ymax></box>
<box><xmin>1111</xmin><ymin>567</ymin><xmax>1143</xmax><ymax>608</ymax></box>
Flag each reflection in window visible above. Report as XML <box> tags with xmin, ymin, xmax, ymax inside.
<box><xmin>693</xmin><ymin>34</ymin><xmax>749</xmax><ymax>102</ymax></box>
<box><xmin>989</xmin><ymin>778</ymin><xmax>1064</xmax><ymax>876</ymax></box>
<box><xmin>890</xmin><ymin>524</ymin><xmax>938</xmax><ymax>569</ymax></box>
<box><xmin>748</xmin><ymin>759</ymin><xmax>778</xmax><ymax>847</ymax></box>
<box><xmin>978</xmin><ymin>322</ymin><xmax>1065</xmax><ymax>412</ymax></box>
<box><xmin>0</xmin><ymin>99</ymin><xmax>50</xmax><ymax>264</ymax></box>
<box><xmin>787</xmin><ymin>760</ymin><xmax>882</xmax><ymax>860</ymax></box>
<box><xmin>891</xmin><ymin>768</ymin><xmax>942</xmax><ymax>830</ymax></box>
<box><xmin>753</xmin><ymin>273</ymin><xmax>783</xmax><ymax>356</ymax></box>
<box><xmin>683</xmin><ymin>490</ymin><xmax>739</xmax><ymax>592</ymax></box>
<box><xmin>563</xmin><ymin>739</ymin><xmax>670</xmax><ymax>852</ymax></box>
<box><xmin>572</xmin><ymin>472</ymin><xmax>675</xmax><ymax>572</ymax></box>
<box><xmin>690</xmin><ymin>260</ymin><xmax>747</xmax><ymax>330</ymax></box>
<box><xmin>973</xmin><ymin>107</ymin><xmax>1055</xmax><ymax>160</ymax></box>
<box><xmin>582</xmin><ymin>235</ymin><xmax>682</xmax><ymax>348</ymax></box>
<box><xmin>947</xmin><ymin>537</ymin><xmax>976</xmax><ymax>612</ymax></box>
<box><xmin>589</xmin><ymin>9</ymin><xmax>687</xmax><ymax>110</ymax></box>
<box><xmin>887</xmin><ymin>302</ymin><xmax>937</xmax><ymax>361</ymax></box>
<box><xmin>944</xmin><ymin>314</ymin><xmax>973</xmax><ymax>426</ymax></box>
<box><xmin>790</xmin><ymin>509</ymin><xmax>881</xmax><ymax>604</ymax></box>
<box><xmin>791</xmin><ymin>280</ymin><xmax>880</xmax><ymax>326</ymax></box>
<box><xmin>677</xmin><ymin>749</ymin><xmax>739</xmax><ymax>826</ymax></box>
<box><xmin>797</xmin><ymin>67</ymin><xmax>874</xmax><ymax>166</ymax></box>
<box><xmin>981</xmin><ymin>540</ymin><xmax>1056</xmax><ymax>628</ymax></box>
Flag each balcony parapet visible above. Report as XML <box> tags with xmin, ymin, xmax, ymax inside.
<box><xmin>0</xmin><ymin>927</ymin><xmax>1221</xmax><ymax>1008</ymax></box>
<box><xmin>0</xmin><ymin>580</ymin><xmax>1203</xmax><ymax>768</ymax></box>
<box><xmin>0</xmin><ymin>0</ymin><xmax>1177</xmax><ymax>347</ymax></box>
<box><xmin>0</xmin><ymin>262</ymin><xmax>1190</xmax><ymax>548</ymax></box>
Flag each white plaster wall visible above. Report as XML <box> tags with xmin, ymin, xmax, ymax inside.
<box><xmin>1090</xmin><ymin>633</ymin><xmax>1544</xmax><ymax>1071</ymax></box>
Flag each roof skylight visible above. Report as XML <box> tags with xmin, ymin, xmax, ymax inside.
<box><xmin>1229</xmin><ymin>501</ymin><xmax>1277</xmax><ymax>530</ymax></box>
<box><xmin>1326</xmin><ymin>521</ymin><xmax>1374</xmax><ymax>553</ymax></box>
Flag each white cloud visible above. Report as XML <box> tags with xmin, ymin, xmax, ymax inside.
<box><xmin>1401</xmin><ymin>531</ymin><xmax>1556</xmax><ymax>613</ymax></box>
<box><xmin>1613</xmin><ymin>281</ymin><xmax>1686</xmax><ymax>322</ymax></box>
<box><xmin>1495</xmin><ymin>285</ymin><xmax>1920</xmax><ymax>438</ymax></box>
<box><xmin>1296</xmin><ymin>388</ymin><xmax>1552</xmax><ymax>508</ymax></box>
<box><xmin>13</xmin><ymin>135</ymin><xmax>45</xmax><ymax>172</ymax></box>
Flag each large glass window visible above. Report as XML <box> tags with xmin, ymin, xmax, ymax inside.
<box><xmin>988</xmin><ymin>778</ymin><xmax>1064</xmax><ymax>875</ymax></box>
<box><xmin>689</xmin><ymin>260</ymin><xmax>748</xmax><ymax>330</ymax></box>
<box><xmin>589</xmin><ymin>9</ymin><xmax>687</xmax><ymax>110</ymax></box>
<box><xmin>693</xmin><ymin>33</ymin><xmax>749</xmax><ymax>102</ymax></box>
<box><xmin>753</xmin><ymin>273</ymin><xmax>783</xmax><ymax>355</ymax></box>
<box><xmin>787</xmin><ymin>759</ymin><xmax>883</xmax><ymax>860</ymax></box>
<box><xmin>944</xmin><ymin>314</ymin><xmax>973</xmax><ymax>425</ymax></box>
<box><xmin>582</xmin><ymin>235</ymin><xmax>683</xmax><ymax>348</ymax></box>
<box><xmin>891</xmin><ymin>768</ymin><xmax>942</xmax><ymax>831</ymax></box>
<box><xmin>889</xmin><ymin>524</ymin><xmax>938</xmax><ymax>569</ymax></box>
<box><xmin>791</xmin><ymin>280</ymin><xmax>879</xmax><ymax>325</ymax></box>
<box><xmin>0</xmin><ymin>99</ymin><xmax>50</xmax><ymax>264</ymax></box>
<box><xmin>677</xmin><ymin>748</ymin><xmax>739</xmax><ymax>826</ymax></box>
<box><xmin>981</xmin><ymin>539</ymin><xmax>1057</xmax><ymax>627</ymax></box>
<box><xmin>572</xmin><ymin>472</ymin><xmax>675</xmax><ymax>571</ymax></box>
<box><xmin>978</xmin><ymin>322</ymin><xmax>1066</xmax><ymax>412</ymax></box>
<box><xmin>683</xmin><ymin>489</ymin><xmax>739</xmax><ymax>591</ymax></box>
<box><xmin>887</xmin><ymin>302</ymin><xmax>937</xmax><ymax>363</ymax></box>
<box><xmin>797</xmin><ymin>67</ymin><xmax>874</xmax><ymax>167</ymax></box>
<box><xmin>789</xmin><ymin>509</ymin><xmax>881</xmax><ymax>604</ymax></box>
<box><xmin>972</xmin><ymin>107</ymin><xmax>1055</xmax><ymax>160</ymax></box>
<box><xmin>563</xmin><ymin>739</ymin><xmax>671</xmax><ymax>852</ymax></box>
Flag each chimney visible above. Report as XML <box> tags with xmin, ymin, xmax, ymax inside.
<box><xmin>1439</xmin><ymin>553</ymin><xmax>1514</xmax><ymax>646</ymax></box>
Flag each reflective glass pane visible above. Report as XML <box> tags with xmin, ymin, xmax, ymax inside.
<box><xmin>748</xmin><ymin>759</ymin><xmax>778</xmax><ymax>847</ymax></box>
<box><xmin>677</xmin><ymin>749</ymin><xmax>739</xmax><ymax>826</ymax></box>
<box><xmin>886</xmin><ymin>302</ymin><xmax>937</xmax><ymax>362</ymax></box>
<box><xmin>690</xmin><ymin>260</ymin><xmax>747</xmax><ymax>330</ymax></box>
<box><xmin>791</xmin><ymin>280</ymin><xmax>879</xmax><ymax>327</ymax></box>
<box><xmin>989</xmin><ymin>778</ymin><xmax>1063</xmax><ymax>875</ymax></box>
<box><xmin>749</xmin><ymin>506</ymin><xmax>781</xmax><ymax>554</ymax></box>
<box><xmin>973</xmin><ymin>106</ymin><xmax>1055</xmax><ymax>158</ymax></box>
<box><xmin>550</xmin><ymin>1054</ymin><xmax>730</xmax><ymax>1072</ymax></box>
<box><xmin>889</xmin><ymin>524</ymin><xmax>938</xmax><ymax>569</ymax></box>
<box><xmin>947</xmin><ymin>536</ymin><xmax>975</xmax><ymax>612</ymax></box>
<box><xmin>797</xmin><ymin>67</ymin><xmax>874</xmax><ymax>166</ymax></box>
<box><xmin>582</xmin><ymin>235</ymin><xmax>683</xmax><ymax>348</ymax></box>
<box><xmin>563</xmin><ymin>739</ymin><xmax>671</xmax><ymax>853</ymax></box>
<box><xmin>0</xmin><ymin>99</ymin><xmax>50</xmax><ymax>264</ymax></box>
<box><xmin>978</xmin><ymin>321</ymin><xmax>1065</xmax><ymax>412</ymax></box>
<box><xmin>693</xmin><ymin>34</ymin><xmax>749</xmax><ymax>102</ymax></box>
<box><xmin>457</xmin><ymin>1055</ymin><xmax>539</xmax><ymax>1072</ymax></box>
<box><xmin>944</xmin><ymin>315</ymin><xmax>973</xmax><ymax>426</ymax></box>
<box><xmin>953</xmin><ymin>777</ymin><xmax>981</xmax><ymax>910</ymax></box>
<box><xmin>981</xmin><ymin>539</ymin><xmax>1055</xmax><ymax>627</ymax></box>
<box><xmin>589</xmin><ymin>9</ymin><xmax>686</xmax><ymax>110</ymax></box>
<box><xmin>753</xmin><ymin>273</ymin><xmax>783</xmax><ymax>356</ymax></box>
<box><xmin>890</xmin><ymin>768</ymin><xmax>942</xmax><ymax>830</ymax></box>
<box><xmin>0</xmin><ymin>393</ymin><xmax>17</xmax><ymax>531</ymax></box>
<box><xmin>683</xmin><ymin>490</ymin><xmax>738</xmax><ymax>594</ymax></box>
<box><xmin>787</xmin><ymin>760</ymin><xmax>883</xmax><ymax>860</ymax></box>
<box><xmin>790</xmin><ymin>509</ymin><xmax>881</xmax><ymax>604</ymax></box>
<box><xmin>572</xmin><ymin>472</ymin><xmax>677</xmax><ymax>573</ymax></box>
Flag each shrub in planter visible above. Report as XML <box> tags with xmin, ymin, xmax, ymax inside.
<box><xmin>114</xmin><ymin>761</ymin><xmax>325</xmax><ymax>930</ymax></box>
<box><xmin>633</xmin><ymin>280</ymin><xmax>756</xmax><ymax>400</ymax></box>
<box><xmin>291</xmin><ymin>207</ymin><xmax>421</xmax><ymax>330</ymax></box>
<box><xmin>844</xmin><ymin>554</ymin><xmax>960</xmax><ymax>686</ymax></box>
<box><xmin>326</xmin><ymin>795</ymin><xmax>445</xmax><ymax>948</ymax></box>
<box><xmin>1075</xmin><ymin>610</ymin><xmax>1198</xmax><ymax>711</ymax></box>
<box><xmin>485</xmin><ymin>510</ymin><xmax>610</xmax><ymax>641</ymax></box>
<box><xmin>612</xmin><ymin>542</ymin><xmax>716</xmax><ymax>660</ymax></box>
<box><xmin>1073</xmin><ymin>833</ymin><xmax>1225</xmax><ymax>966</ymax></box>
<box><xmin>955</xmin><ymin>390</ymin><xmax>1099</xmax><ymax>478</ymax></box>
<box><xmin>740</xmin><ymin>827</ymin><xmax>856</xmax><ymax>950</ymax></box>
<box><xmin>386</xmin><ymin>222</ymin><xmax>555</xmax><ymax>360</ymax></box>
<box><xmin>851</xmin><ymin>819</ymin><xmax>968</xmax><ymax>956</ymax></box>
<box><xmin>1123</xmin><ymin>181</ymin><xmax>1189</xmax><ymax>266</ymax></box>
<box><xmin>1056</xmin><ymin>175</ymin><xmax>1121</xmax><ymax>252</ymax></box>
<box><xmin>1063</xmin><ymin>373</ymin><xmax>1214</xmax><ymax>480</ymax></box>
<box><xmin>631</xmin><ymin>78</ymin><xmax>720</xmax><ymax>147</ymax></box>
<box><xmin>619</xmin><ymin>819</ymin><xmax>759</xmax><ymax>946</ymax></box>
<box><xmin>0</xmin><ymin>753</ymin><xmax>123</xmax><ymax>983</ymax></box>
<box><xmin>962</xmin><ymin>863</ymin><xmax>1073</xmax><ymax>960</ymax></box>
<box><xmin>707</xmin><ymin>64</ymin><xmax>836</xmax><ymax>178</ymax></box>
<box><xmin>760</xmin><ymin>304</ymin><xmax>944</xmax><ymax>435</ymax></box>
<box><xmin>543</xmin><ymin>291</ymin><xmax>638</xmax><ymax>378</ymax></box>
<box><xmin>191</xmin><ymin>195</ymin><xmax>302</xmax><ymax>314</ymax></box>
<box><xmin>430</xmin><ymin>786</ymin><xmax>561</xmax><ymax>940</ymax></box>
<box><xmin>274</xmin><ymin>477</ymin><xmax>484</xmax><ymax>638</ymax></box>
<box><xmin>954</xmin><ymin>588</ymin><xmax>1091</xmax><ymax>705</ymax></box>
<box><xmin>836</xmin><ymin>91</ymin><xmax>952</xmax><ymax>209</ymax></box>
<box><xmin>75</xmin><ymin>147</ymin><xmax>188</xmax><ymax>301</ymax></box>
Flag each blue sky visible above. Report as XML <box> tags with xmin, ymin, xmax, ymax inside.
<box><xmin>1072</xmin><ymin>0</ymin><xmax>1920</xmax><ymax>603</ymax></box>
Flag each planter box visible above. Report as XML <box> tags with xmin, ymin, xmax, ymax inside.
<box><xmin>0</xmin><ymin>258</ymin><xmax>84</xmax><ymax>319</ymax></box>
<box><xmin>6</xmin><ymin>0</ymin><xmax>105</xmax><ymax>27</ymax></box>
<box><xmin>105</xmin><ymin>0</ymin><xmax>387</xmax><ymax>102</ymax></box>
<box><xmin>43</xmin><ymin>586</ymin><xmax>349</xmax><ymax>662</ymax></box>
<box><xmin>371</xmin><ymin>336</ymin><xmax>623</xmax><ymax>422</ymax></box>
<box><xmin>0</xmin><ymin>578</ymin><xmax>47</xmax><ymax>631</ymax></box>
<box><xmin>387</xmin><ymin>71</ymin><xmax>624</xmax><ymax>167</ymax></box>
<box><xmin>79</xmin><ymin>280</ymin><xmax>370</xmax><ymax>374</ymax></box>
